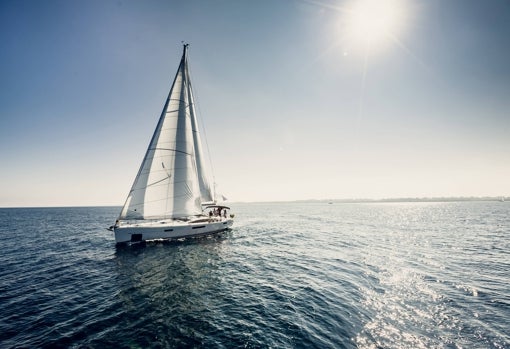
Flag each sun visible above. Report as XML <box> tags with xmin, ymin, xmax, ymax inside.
<box><xmin>342</xmin><ymin>0</ymin><xmax>406</xmax><ymax>50</ymax></box>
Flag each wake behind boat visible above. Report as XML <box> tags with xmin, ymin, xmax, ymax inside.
<box><xmin>112</xmin><ymin>44</ymin><xmax>233</xmax><ymax>245</ymax></box>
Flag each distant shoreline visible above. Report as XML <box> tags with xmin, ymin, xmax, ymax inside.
<box><xmin>0</xmin><ymin>197</ymin><xmax>507</xmax><ymax>208</ymax></box>
<box><xmin>291</xmin><ymin>196</ymin><xmax>508</xmax><ymax>204</ymax></box>
<box><xmin>232</xmin><ymin>196</ymin><xmax>509</xmax><ymax>204</ymax></box>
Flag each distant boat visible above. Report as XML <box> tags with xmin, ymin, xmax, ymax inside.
<box><xmin>111</xmin><ymin>44</ymin><xmax>233</xmax><ymax>245</ymax></box>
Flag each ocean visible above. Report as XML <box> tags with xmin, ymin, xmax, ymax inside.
<box><xmin>0</xmin><ymin>202</ymin><xmax>508</xmax><ymax>348</ymax></box>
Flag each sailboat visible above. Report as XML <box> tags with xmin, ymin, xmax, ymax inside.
<box><xmin>111</xmin><ymin>44</ymin><xmax>234</xmax><ymax>245</ymax></box>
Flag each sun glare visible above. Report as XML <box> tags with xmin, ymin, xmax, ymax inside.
<box><xmin>342</xmin><ymin>0</ymin><xmax>406</xmax><ymax>51</ymax></box>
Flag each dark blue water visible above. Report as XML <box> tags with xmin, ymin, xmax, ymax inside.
<box><xmin>0</xmin><ymin>202</ymin><xmax>508</xmax><ymax>348</ymax></box>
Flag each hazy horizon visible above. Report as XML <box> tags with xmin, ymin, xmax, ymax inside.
<box><xmin>1</xmin><ymin>0</ymin><xmax>509</xmax><ymax>207</ymax></box>
<box><xmin>1</xmin><ymin>195</ymin><xmax>507</xmax><ymax>209</ymax></box>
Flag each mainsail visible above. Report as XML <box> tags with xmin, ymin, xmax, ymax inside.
<box><xmin>119</xmin><ymin>44</ymin><xmax>212</xmax><ymax>220</ymax></box>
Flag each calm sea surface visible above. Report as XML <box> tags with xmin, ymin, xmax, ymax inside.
<box><xmin>0</xmin><ymin>202</ymin><xmax>508</xmax><ymax>348</ymax></box>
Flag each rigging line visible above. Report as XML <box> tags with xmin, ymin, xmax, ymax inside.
<box><xmin>146</xmin><ymin>176</ymin><xmax>170</xmax><ymax>188</ymax></box>
<box><xmin>131</xmin><ymin>177</ymin><xmax>198</xmax><ymax>192</ymax></box>
<box><xmin>129</xmin><ymin>191</ymin><xmax>200</xmax><ymax>206</ymax></box>
<box><xmin>168</xmin><ymin>98</ymin><xmax>187</xmax><ymax>103</ymax></box>
<box><xmin>149</xmin><ymin>147</ymin><xmax>192</xmax><ymax>156</ymax></box>
<box><xmin>167</xmin><ymin>98</ymin><xmax>191</xmax><ymax>110</ymax></box>
<box><xmin>137</xmin><ymin>166</ymin><xmax>197</xmax><ymax>178</ymax></box>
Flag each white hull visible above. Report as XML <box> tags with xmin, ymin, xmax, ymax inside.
<box><xmin>114</xmin><ymin>217</ymin><xmax>233</xmax><ymax>245</ymax></box>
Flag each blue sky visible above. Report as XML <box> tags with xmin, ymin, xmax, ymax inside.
<box><xmin>1</xmin><ymin>0</ymin><xmax>509</xmax><ymax>206</ymax></box>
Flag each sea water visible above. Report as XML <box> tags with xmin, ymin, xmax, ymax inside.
<box><xmin>0</xmin><ymin>202</ymin><xmax>508</xmax><ymax>348</ymax></box>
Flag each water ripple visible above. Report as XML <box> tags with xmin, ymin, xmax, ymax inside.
<box><xmin>0</xmin><ymin>203</ymin><xmax>509</xmax><ymax>348</ymax></box>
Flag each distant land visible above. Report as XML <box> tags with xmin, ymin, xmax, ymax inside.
<box><xmin>291</xmin><ymin>196</ymin><xmax>508</xmax><ymax>204</ymax></box>
<box><xmin>0</xmin><ymin>197</ymin><xmax>508</xmax><ymax>208</ymax></box>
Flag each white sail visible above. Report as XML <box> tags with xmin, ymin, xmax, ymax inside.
<box><xmin>119</xmin><ymin>45</ymin><xmax>202</xmax><ymax>220</ymax></box>
<box><xmin>112</xmin><ymin>44</ymin><xmax>234</xmax><ymax>244</ymax></box>
<box><xmin>186</xmin><ymin>64</ymin><xmax>215</xmax><ymax>203</ymax></box>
